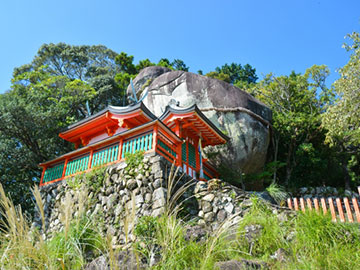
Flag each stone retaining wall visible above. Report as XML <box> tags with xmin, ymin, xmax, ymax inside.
<box><xmin>34</xmin><ymin>152</ymin><xmax>280</xmax><ymax>244</ymax></box>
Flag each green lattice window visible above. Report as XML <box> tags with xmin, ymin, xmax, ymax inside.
<box><xmin>91</xmin><ymin>144</ymin><xmax>118</xmax><ymax>168</ymax></box>
<box><xmin>188</xmin><ymin>143</ymin><xmax>196</xmax><ymax>168</ymax></box>
<box><xmin>122</xmin><ymin>133</ymin><xmax>153</xmax><ymax>158</ymax></box>
<box><xmin>158</xmin><ymin>139</ymin><xmax>177</xmax><ymax>158</ymax></box>
<box><xmin>43</xmin><ymin>162</ymin><xmax>65</xmax><ymax>183</ymax></box>
<box><xmin>182</xmin><ymin>143</ymin><xmax>187</xmax><ymax>162</ymax></box>
<box><xmin>65</xmin><ymin>154</ymin><xmax>90</xmax><ymax>176</ymax></box>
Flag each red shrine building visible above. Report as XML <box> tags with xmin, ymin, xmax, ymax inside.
<box><xmin>39</xmin><ymin>102</ymin><xmax>229</xmax><ymax>186</ymax></box>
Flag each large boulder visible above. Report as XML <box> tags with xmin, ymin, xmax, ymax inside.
<box><xmin>127</xmin><ymin>67</ymin><xmax>272</xmax><ymax>175</ymax></box>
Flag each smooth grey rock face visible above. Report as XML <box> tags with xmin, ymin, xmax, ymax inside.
<box><xmin>128</xmin><ymin>66</ymin><xmax>272</xmax><ymax>175</ymax></box>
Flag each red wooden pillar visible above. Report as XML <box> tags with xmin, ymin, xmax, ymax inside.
<box><xmin>118</xmin><ymin>138</ymin><xmax>124</xmax><ymax>160</ymax></box>
<box><xmin>62</xmin><ymin>158</ymin><xmax>69</xmax><ymax>178</ymax></box>
<box><xmin>153</xmin><ymin>125</ymin><xmax>158</xmax><ymax>152</ymax></box>
<box><xmin>88</xmin><ymin>149</ymin><xmax>94</xmax><ymax>169</ymax></box>
<box><xmin>186</xmin><ymin>139</ymin><xmax>189</xmax><ymax>175</ymax></box>
<box><xmin>174</xmin><ymin>120</ymin><xmax>182</xmax><ymax>167</ymax></box>
<box><xmin>194</xmin><ymin>137</ymin><xmax>200</xmax><ymax>179</ymax></box>
<box><xmin>40</xmin><ymin>166</ymin><xmax>47</xmax><ymax>186</ymax></box>
<box><xmin>174</xmin><ymin>120</ymin><xmax>181</xmax><ymax>137</ymax></box>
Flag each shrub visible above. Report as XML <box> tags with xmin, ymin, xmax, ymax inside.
<box><xmin>266</xmin><ymin>182</ymin><xmax>288</xmax><ymax>204</ymax></box>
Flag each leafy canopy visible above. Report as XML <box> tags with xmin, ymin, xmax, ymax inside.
<box><xmin>322</xmin><ymin>32</ymin><xmax>360</xmax><ymax>148</ymax></box>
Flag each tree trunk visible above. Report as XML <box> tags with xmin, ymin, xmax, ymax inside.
<box><xmin>341</xmin><ymin>157</ymin><xmax>352</xmax><ymax>191</ymax></box>
<box><xmin>285</xmin><ymin>138</ymin><xmax>296</xmax><ymax>187</ymax></box>
<box><xmin>272</xmin><ymin>134</ymin><xmax>280</xmax><ymax>182</ymax></box>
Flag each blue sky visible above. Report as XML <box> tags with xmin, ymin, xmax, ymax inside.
<box><xmin>0</xmin><ymin>0</ymin><xmax>359</xmax><ymax>93</ymax></box>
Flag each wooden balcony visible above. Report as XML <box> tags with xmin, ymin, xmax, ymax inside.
<box><xmin>39</xmin><ymin>120</ymin><xmax>183</xmax><ymax>186</ymax></box>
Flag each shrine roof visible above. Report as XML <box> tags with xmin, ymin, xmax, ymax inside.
<box><xmin>159</xmin><ymin>104</ymin><xmax>229</xmax><ymax>146</ymax></box>
<box><xmin>65</xmin><ymin>102</ymin><xmax>156</xmax><ymax>131</ymax></box>
<box><xmin>59</xmin><ymin>102</ymin><xmax>157</xmax><ymax>144</ymax></box>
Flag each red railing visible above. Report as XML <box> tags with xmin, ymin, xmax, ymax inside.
<box><xmin>40</xmin><ymin>121</ymin><xmax>182</xmax><ymax>186</ymax></box>
<box><xmin>287</xmin><ymin>187</ymin><xmax>360</xmax><ymax>223</ymax></box>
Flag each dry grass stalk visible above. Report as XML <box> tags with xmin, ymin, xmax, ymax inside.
<box><xmin>165</xmin><ymin>162</ymin><xmax>196</xmax><ymax>216</ymax></box>
<box><xmin>77</xmin><ymin>185</ymin><xmax>88</xmax><ymax>221</ymax></box>
<box><xmin>60</xmin><ymin>192</ymin><xmax>73</xmax><ymax>240</ymax></box>
<box><xmin>31</xmin><ymin>185</ymin><xmax>46</xmax><ymax>232</ymax></box>
<box><xmin>201</xmin><ymin>213</ymin><xmax>242</xmax><ymax>270</ymax></box>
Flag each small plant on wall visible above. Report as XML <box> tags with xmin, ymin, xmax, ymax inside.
<box><xmin>124</xmin><ymin>150</ymin><xmax>145</xmax><ymax>175</ymax></box>
<box><xmin>66</xmin><ymin>166</ymin><xmax>107</xmax><ymax>192</ymax></box>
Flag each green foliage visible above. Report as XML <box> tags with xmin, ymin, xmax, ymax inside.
<box><xmin>321</xmin><ymin>32</ymin><xmax>360</xmax><ymax>189</ymax></box>
<box><xmin>2</xmin><ymin>179</ymin><xmax>360</xmax><ymax>269</ymax></box>
<box><xmin>47</xmin><ymin>216</ymin><xmax>105</xmax><ymax>270</ymax></box>
<box><xmin>251</xmin><ymin>65</ymin><xmax>344</xmax><ymax>188</ymax></box>
<box><xmin>265</xmin><ymin>182</ymin><xmax>288</xmax><ymax>204</ymax></box>
<box><xmin>215</xmin><ymin>62</ymin><xmax>258</xmax><ymax>84</ymax></box>
<box><xmin>115</xmin><ymin>52</ymin><xmax>137</xmax><ymax>75</ymax></box>
<box><xmin>243</xmin><ymin>161</ymin><xmax>286</xmax><ymax>187</ymax></box>
<box><xmin>67</xmin><ymin>174</ymin><xmax>83</xmax><ymax>190</ymax></box>
<box><xmin>0</xmin><ymin>43</ymin><xmax>121</xmax><ymax>212</ymax></box>
<box><xmin>84</xmin><ymin>166</ymin><xmax>107</xmax><ymax>192</ymax></box>
<box><xmin>171</xmin><ymin>59</ymin><xmax>189</xmax><ymax>71</ymax></box>
<box><xmin>237</xmin><ymin>196</ymin><xmax>290</xmax><ymax>257</ymax></box>
<box><xmin>156</xmin><ymin>58</ymin><xmax>189</xmax><ymax>71</ymax></box>
<box><xmin>157</xmin><ymin>58</ymin><xmax>172</xmax><ymax>69</ymax></box>
<box><xmin>205</xmin><ymin>62</ymin><xmax>258</xmax><ymax>85</ymax></box>
<box><xmin>124</xmin><ymin>150</ymin><xmax>145</xmax><ymax>175</ymax></box>
<box><xmin>205</xmin><ymin>71</ymin><xmax>231</xmax><ymax>83</ymax></box>
<box><xmin>66</xmin><ymin>166</ymin><xmax>106</xmax><ymax>194</ymax></box>
<box><xmin>323</xmin><ymin>32</ymin><xmax>360</xmax><ymax>148</ymax></box>
<box><xmin>134</xmin><ymin>216</ymin><xmax>159</xmax><ymax>259</ymax></box>
<box><xmin>0</xmin><ymin>183</ymin><xmax>107</xmax><ymax>269</ymax></box>
<box><xmin>235</xmin><ymin>197</ymin><xmax>360</xmax><ymax>269</ymax></box>
<box><xmin>134</xmin><ymin>216</ymin><xmax>159</xmax><ymax>241</ymax></box>
<box><xmin>136</xmin><ymin>58</ymin><xmax>155</xmax><ymax>71</ymax></box>
<box><xmin>291</xmin><ymin>211</ymin><xmax>360</xmax><ymax>269</ymax></box>
<box><xmin>152</xmin><ymin>215</ymin><xmax>204</xmax><ymax>270</ymax></box>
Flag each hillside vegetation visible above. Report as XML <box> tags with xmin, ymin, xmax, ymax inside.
<box><xmin>1</xmin><ymin>32</ymin><xmax>360</xmax><ymax>213</ymax></box>
<box><xmin>1</xmin><ymin>180</ymin><xmax>360</xmax><ymax>269</ymax></box>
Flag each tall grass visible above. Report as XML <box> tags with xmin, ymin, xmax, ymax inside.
<box><xmin>1</xmin><ymin>169</ymin><xmax>360</xmax><ymax>269</ymax></box>
<box><xmin>0</xmin><ymin>183</ymin><xmax>107</xmax><ymax>270</ymax></box>
<box><xmin>290</xmin><ymin>210</ymin><xmax>360</xmax><ymax>269</ymax></box>
<box><xmin>0</xmin><ymin>183</ymin><xmax>51</xmax><ymax>269</ymax></box>
<box><xmin>266</xmin><ymin>182</ymin><xmax>288</xmax><ymax>204</ymax></box>
<box><xmin>47</xmin><ymin>215</ymin><xmax>105</xmax><ymax>270</ymax></box>
<box><xmin>134</xmin><ymin>163</ymin><xmax>245</xmax><ymax>269</ymax></box>
<box><xmin>236</xmin><ymin>196</ymin><xmax>360</xmax><ymax>269</ymax></box>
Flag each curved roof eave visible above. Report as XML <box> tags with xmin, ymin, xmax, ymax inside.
<box><xmin>159</xmin><ymin>104</ymin><xmax>230</xmax><ymax>142</ymax></box>
<box><xmin>64</xmin><ymin>102</ymin><xmax>157</xmax><ymax>131</ymax></box>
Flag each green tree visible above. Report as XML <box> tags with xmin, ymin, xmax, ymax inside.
<box><xmin>323</xmin><ymin>32</ymin><xmax>360</xmax><ymax>147</ymax></box>
<box><xmin>115</xmin><ymin>52</ymin><xmax>137</xmax><ymax>75</ymax></box>
<box><xmin>322</xmin><ymin>32</ymin><xmax>360</xmax><ymax>190</ymax></box>
<box><xmin>0</xmin><ymin>68</ymin><xmax>96</xmax><ymax>210</ymax></box>
<box><xmin>156</xmin><ymin>58</ymin><xmax>189</xmax><ymax>71</ymax></box>
<box><xmin>157</xmin><ymin>58</ymin><xmax>173</xmax><ymax>69</ymax></box>
<box><xmin>171</xmin><ymin>59</ymin><xmax>189</xmax><ymax>71</ymax></box>
<box><xmin>205</xmin><ymin>71</ymin><xmax>231</xmax><ymax>83</ymax></box>
<box><xmin>0</xmin><ymin>43</ymin><xmax>126</xmax><ymax>211</ymax></box>
<box><xmin>136</xmin><ymin>59</ymin><xmax>155</xmax><ymax>71</ymax></box>
<box><xmin>205</xmin><ymin>62</ymin><xmax>258</xmax><ymax>86</ymax></box>
<box><xmin>216</xmin><ymin>63</ymin><xmax>258</xmax><ymax>84</ymax></box>
<box><xmin>252</xmin><ymin>66</ymin><xmax>338</xmax><ymax>187</ymax></box>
